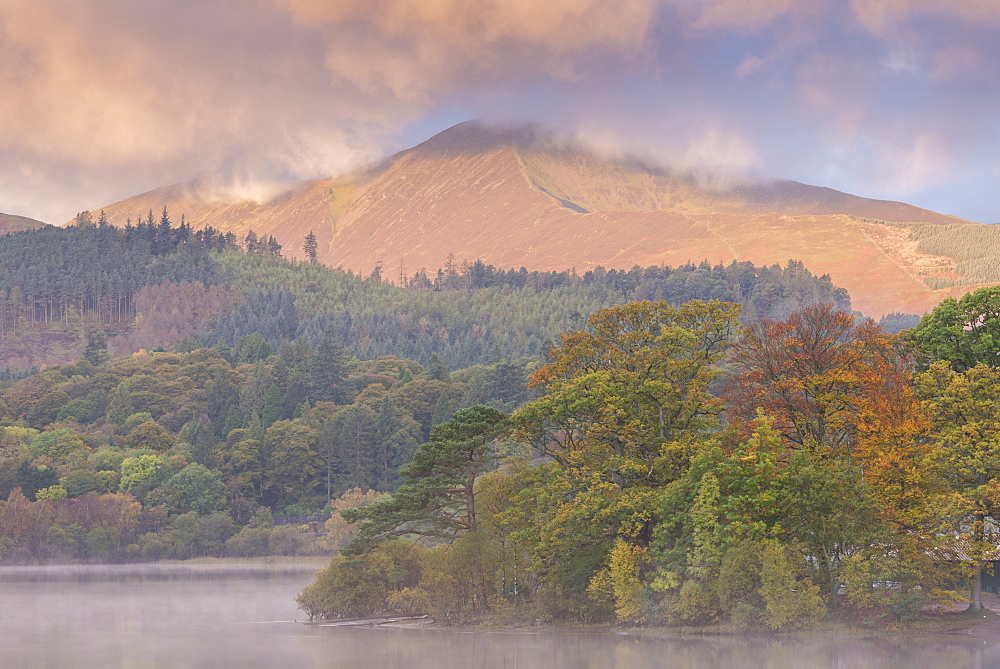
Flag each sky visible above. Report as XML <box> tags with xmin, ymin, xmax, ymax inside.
<box><xmin>1</xmin><ymin>0</ymin><xmax>998</xmax><ymax>224</ymax></box>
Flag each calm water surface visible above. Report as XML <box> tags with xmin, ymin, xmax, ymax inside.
<box><xmin>0</xmin><ymin>563</ymin><xmax>996</xmax><ymax>668</ymax></box>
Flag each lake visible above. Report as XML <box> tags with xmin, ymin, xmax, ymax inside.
<box><xmin>0</xmin><ymin>562</ymin><xmax>996</xmax><ymax>668</ymax></box>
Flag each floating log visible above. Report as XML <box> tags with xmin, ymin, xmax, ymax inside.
<box><xmin>310</xmin><ymin>614</ymin><xmax>432</xmax><ymax>627</ymax></box>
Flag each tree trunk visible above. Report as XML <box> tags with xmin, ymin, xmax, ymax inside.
<box><xmin>972</xmin><ymin>563</ymin><xmax>984</xmax><ymax>611</ymax></box>
<box><xmin>971</xmin><ymin>511</ymin><xmax>985</xmax><ymax>611</ymax></box>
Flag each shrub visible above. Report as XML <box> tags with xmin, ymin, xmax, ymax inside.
<box><xmin>758</xmin><ymin>543</ymin><xmax>826</xmax><ymax>630</ymax></box>
<box><xmin>730</xmin><ymin>602</ymin><xmax>763</xmax><ymax>629</ymax></box>
<box><xmin>673</xmin><ymin>580</ymin><xmax>717</xmax><ymax>624</ymax></box>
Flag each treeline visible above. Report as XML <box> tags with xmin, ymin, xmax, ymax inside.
<box><xmin>0</xmin><ymin>212</ymin><xmax>280</xmax><ymax>370</ymax></box>
<box><xmin>215</xmin><ymin>253</ymin><xmax>851</xmax><ymax>370</ymax></box>
<box><xmin>0</xmin><ymin>211</ymin><xmax>218</xmax><ymax>332</ymax></box>
<box><xmin>297</xmin><ymin>288</ymin><xmax>1000</xmax><ymax>630</ymax></box>
<box><xmin>0</xmin><ymin>212</ymin><xmax>855</xmax><ymax>373</ymax></box>
<box><xmin>0</xmin><ymin>326</ymin><xmax>531</xmax><ymax>563</ymax></box>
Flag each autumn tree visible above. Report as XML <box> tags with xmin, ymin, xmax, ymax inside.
<box><xmin>909</xmin><ymin>287</ymin><xmax>1000</xmax><ymax>610</ymax></box>
<box><xmin>725</xmin><ymin>304</ymin><xmax>898</xmax><ymax>456</ymax></box>
<box><xmin>514</xmin><ymin>299</ymin><xmax>739</xmax><ymax>488</ymax></box>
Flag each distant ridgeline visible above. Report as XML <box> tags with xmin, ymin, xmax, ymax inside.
<box><xmin>0</xmin><ymin>209</ymin><xmax>863</xmax><ymax>372</ymax></box>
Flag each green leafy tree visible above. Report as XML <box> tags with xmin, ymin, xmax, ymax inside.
<box><xmin>26</xmin><ymin>390</ymin><xmax>71</xmax><ymax>427</ymax></box>
<box><xmin>910</xmin><ymin>285</ymin><xmax>1000</xmax><ymax>371</ymax></box>
<box><xmin>120</xmin><ymin>454</ymin><xmax>164</xmax><ymax>491</ymax></box>
<box><xmin>514</xmin><ymin>300</ymin><xmax>739</xmax><ymax>488</ymax></box>
<box><xmin>916</xmin><ymin>362</ymin><xmax>1000</xmax><ymax>610</ymax></box>
<box><xmin>331</xmin><ymin>403</ymin><xmax>377</xmax><ymax>493</ymax></box>
<box><xmin>167</xmin><ymin>464</ymin><xmax>226</xmax><ymax>515</ymax></box>
<box><xmin>758</xmin><ymin>542</ymin><xmax>826</xmax><ymax>630</ymax></box>
<box><xmin>776</xmin><ymin>451</ymin><xmax>886</xmax><ymax>596</ymax></box>
<box><xmin>263</xmin><ymin>420</ymin><xmax>320</xmax><ymax>508</ymax></box>
<box><xmin>125</xmin><ymin>420</ymin><xmax>173</xmax><ymax>451</ymax></box>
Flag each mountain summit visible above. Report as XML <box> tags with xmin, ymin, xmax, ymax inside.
<box><xmin>90</xmin><ymin>121</ymin><xmax>978</xmax><ymax>317</ymax></box>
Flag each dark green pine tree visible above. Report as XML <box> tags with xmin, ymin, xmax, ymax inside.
<box><xmin>484</xmin><ymin>361</ymin><xmax>528</xmax><ymax>410</ymax></box>
<box><xmin>153</xmin><ymin>207</ymin><xmax>173</xmax><ymax>255</ymax></box>
<box><xmin>373</xmin><ymin>394</ymin><xmax>420</xmax><ymax>490</ymax></box>
<box><xmin>334</xmin><ymin>403</ymin><xmax>377</xmax><ymax>492</ymax></box>
<box><xmin>311</xmin><ymin>327</ymin><xmax>349</xmax><ymax>404</ymax></box>
<box><xmin>373</xmin><ymin>395</ymin><xmax>400</xmax><ymax>489</ymax></box>
<box><xmin>427</xmin><ymin>353</ymin><xmax>450</xmax><ymax>381</ymax></box>
<box><xmin>317</xmin><ymin>416</ymin><xmax>340</xmax><ymax>500</ymax></box>
<box><xmin>83</xmin><ymin>331</ymin><xmax>109</xmax><ymax>366</ymax></box>
<box><xmin>304</xmin><ymin>231</ymin><xmax>318</xmax><ymax>264</ymax></box>
<box><xmin>244</xmin><ymin>230</ymin><xmax>259</xmax><ymax>255</ymax></box>
<box><xmin>282</xmin><ymin>374</ymin><xmax>309</xmax><ymax>420</ymax></box>
<box><xmin>261</xmin><ymin>383</ymin><xmax>283</xmax><ymax>428</ymax></box>
<box><xmin>205</xmin><ymin>370</ymin><xmax>239</xmax><ymax>437</ymax></box>
<box><xmin>267</xmin><ymin>235</ymin><xmax>282</xmax><ymax>257</ymax></box>
<box><xmin>341</xmin><ymin>402</ymin><xmax>511</xmax><ymax>614</ymax></box>
<box><xmin>223</xmin><ymin>405</ymin><xmax>245</xmax><ymax>437</ymax></box>
<box><xmin>430</xmin><ymin>393</ymin><xmax>454</xmax><ymax>427</ymax></box>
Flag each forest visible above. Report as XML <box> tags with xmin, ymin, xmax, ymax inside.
<box><xmin>295</xmin><ymin>288</ymin><xmax>1000</xmax><ymax>630</ymax></box>
<box><xmin>1</xmin><ymin>212</ymin><xmax>981</xmax><ymax>631</ymax></box>
<box><xmin>0</xmin><ymin>210</ymin><xmax>863</xmax><ymax>373</ymax></box>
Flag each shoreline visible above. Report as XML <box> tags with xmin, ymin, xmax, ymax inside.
<box><xmin>300</xmin><ymin>607</ymin><xmax>1000</xmax><ymax>639</ymax></box>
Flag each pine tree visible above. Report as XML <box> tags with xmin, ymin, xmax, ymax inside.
<box><xmin>267</xmin><ymin>236</ymin><xmax>282</xmax><ymax>257</ymax></box>
<box><xmin>311</xmin><ymin>327</ymin><xmax>349</xmax><ymax>404</ymax></box>
<box><xmin>83</xmin><ymin>331</ymin><xmax>109</xmax><ymax>366</ymax></box>
<box><xmin>334</xmin><ymin>403</ymin><xmax>377</xmax><ymax>492</ymax></box>
<box><xmin>427</xmin><ymin>353</ymin><xmax>450</xmax><ymax>381</ymax></box>
<box><xmin>244</xmin><ymin>230</ymin><xmax>259</xmax><ymax>255</ymax></box>
<box><xmin>341</xmin><ymin>405</ymin><xmax>510</xmax><ymax>608</ymax></box>
<box><xmin>304</xmin><ymin>231</ymin><xmax>318</xmax><ymax>264</ymax></box>
<box><xmin>261</xmin><ymin>383</ymin><xmax>282</xmax><ymax>428</ymax></box>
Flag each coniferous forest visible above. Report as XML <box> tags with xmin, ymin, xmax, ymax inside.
<box><xmin>0</xmin><ymin>210</ymin><xmax>855</xmax><ymax>373</ymax></box>
<box><xmin>2</xmin><ymin>212</ymin><xmax>991</xmax><ymax>631</ymax></box>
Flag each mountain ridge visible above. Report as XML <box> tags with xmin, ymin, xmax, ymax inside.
<box><xmin>84</xmin><ymin>121</ymin><xmax>981</xmax><ymax>318</ymax></box>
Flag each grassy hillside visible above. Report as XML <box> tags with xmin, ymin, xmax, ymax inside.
<box><xmin>878</xmin><ymin>220</ymin><xmax>1000</xmax><ymax>287</ymax></box>
<box><xmin>0</xmin><ymin>213</ymin><xmax>47</xmax><ymax>233</ymax></box>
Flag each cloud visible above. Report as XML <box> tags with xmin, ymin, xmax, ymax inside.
<box><xmin>0</xmin><ymin>0</ymin><xmax>664</xmax><ymax>222</ymax></box>
<box><xmin>850</xmin><ymin>0</ymin><xmax>1000</xmax><ymax>35</ymax></box>
<box><xmin>272</xmin><ymin>0</ymin><xmax>659</xmax><ymax>99</ymax></box>
<box><xmin>0</xmin><ymin>0</ymin><xmax>997</xmax><ymax>224</ymax></box>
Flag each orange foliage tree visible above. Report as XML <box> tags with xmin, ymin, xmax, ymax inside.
<box><xmin>724</xmin><ymin>305</ymin><xmax>899</xmax><ymax>457</ymax></box>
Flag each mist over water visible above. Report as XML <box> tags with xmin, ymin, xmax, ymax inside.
<box><xmin>0</xmin><ymin>563</ymin><xmax>996</xmax><ymax>668</ymax></box>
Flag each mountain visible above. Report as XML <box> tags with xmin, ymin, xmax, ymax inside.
<box><xmin>89</xmin><ymin>121</ymin><xmax>982</xmax><ymax>318</ymax></box>
<box><xmin>0</xmin><ymin>212</ymin><xmax>47</xmax><ymax>233</ymax></box>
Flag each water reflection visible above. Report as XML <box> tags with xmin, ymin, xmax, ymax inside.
<box><xmin>299</xmin><ymin>627</ymin><xmax>998</xmax><ymax>669</ymax></box>
<box><xmin>0</xmin><ymin>564</ymin><xmax>996</xmax><ymax>668</ymax></box>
